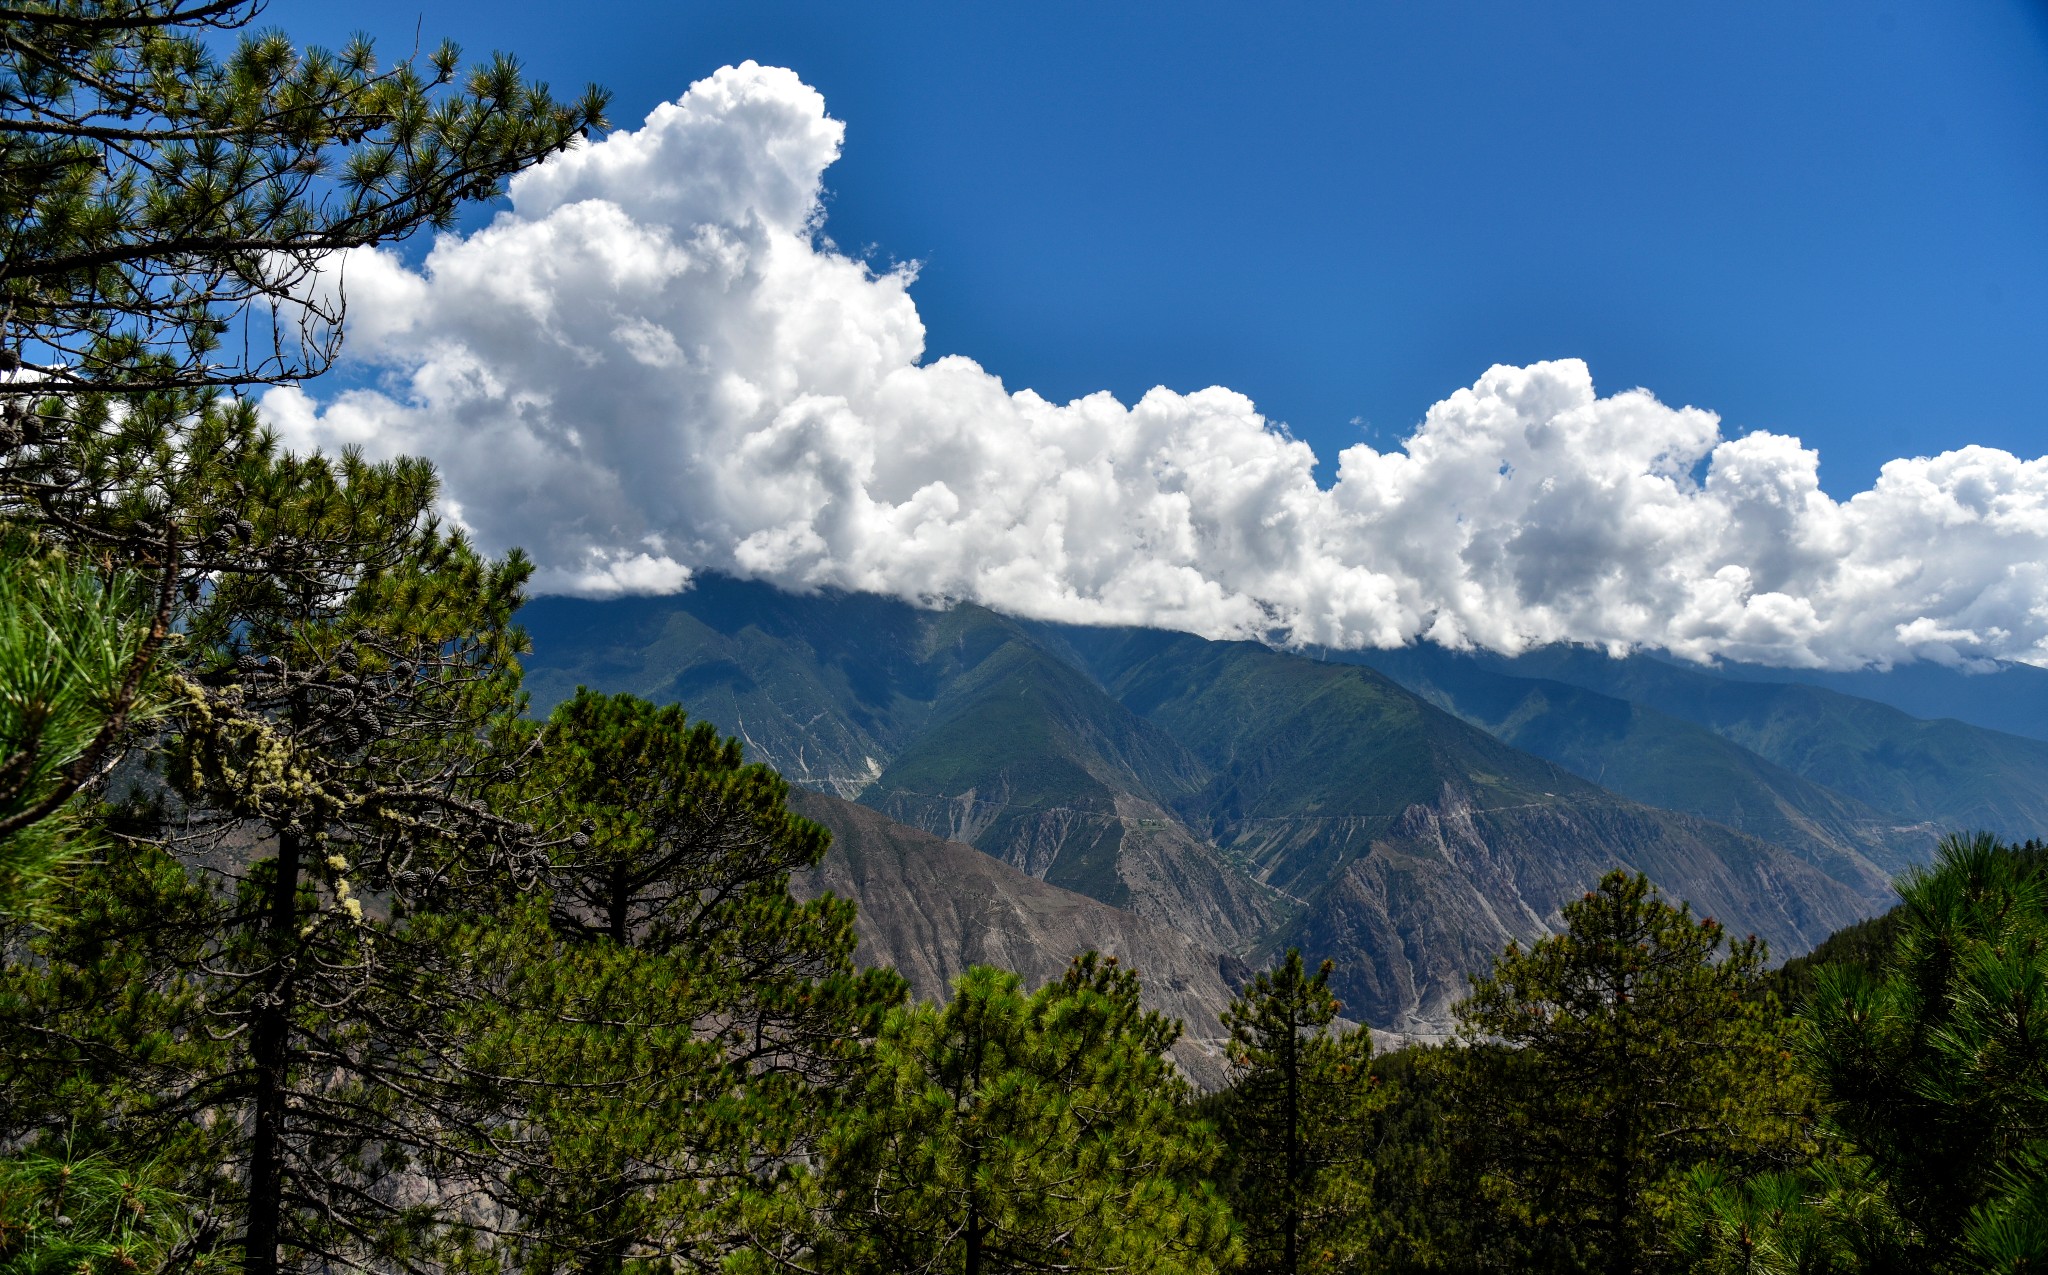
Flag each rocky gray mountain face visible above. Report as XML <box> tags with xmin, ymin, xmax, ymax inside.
<box><xmin>785</xmin><ymin>789</ymin><xmax>1245</xmax><ymax>1089</ymax></box>
<box><xmin>518</xmin><ymin>578</ymin><xmax>2039</xmax><ymax>1035</ymax></box>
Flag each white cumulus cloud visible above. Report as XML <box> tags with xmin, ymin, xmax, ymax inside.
<box><xmin>263</xmin><ymin>62</ymin><xmax>2048</xmax><ymax>671</ymax></box>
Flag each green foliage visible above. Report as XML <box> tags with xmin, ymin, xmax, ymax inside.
<box><xmin>1766</xmin><ymin>910</ymin><xmax>1904</xmax><ymax>1009</ymax></box>
<box><xmin>460</xmin><ymin>690</ymin><xmax>904</xmax><ymax>1273</ymax></box>
<box><xmin>0</xmin><ymin>1148</ymin><xmax>225</xmax><ymax>1275</ymax></box>
<box><xmin>807</xmin><ymin>956</ymin><xmax>1238</xmax><ymax>1275</ymax></box>
<box><xmin>0</xmin><ymin>441</ymin><xmax>553</xmax><ymax>1271</ymax></box>
<box><xmin>1</xmin><ymin>0</ymin><xmax>606</xmax><ymax>1235</ymax></box>
<box><xmin>1667</xmin><ymin>1157</ymin><xmax>1917</xmax><ymax>1275</ymax></box>
<box><xmin>4</xmin><ymin>22</ymin><xmax>612</xmax><ymax>1260</ymax></box>
<box><xmin>525</xmin><ymin>689</ymin><xmax>839</xmax><ymax>945</ymax></box>
<box><xmin>1444</xmin><ymin>870</ymin><xmax>1815</xmax><ymax>1274</ymax></box>
<box><xmin>1212</xmin><ymin>949</ymin><xmax>1378</xmax><ymax>1275</ymax></box>
<box><xmin>0</xmin><ymin>533</ymin><xmax>169</xmax><ymax>913</ymax></box>
<box><xmin>1797</xmin><ymin>833</ymin><xmax>2048</xmax><ymax>1271</ymax></box>
<box><xmin>1345</xmin><ymin>1043</ymin><xmax>1508</xmax><ymax>1274</ymax></box>
<box><xmin>1965</xmin><ymin>1143</ymin><xmax>2048</xmax><ymax>1275</ymax></box>
<box><xmin>2</xmin><ymin>0</ymin><xmax>606</xmax><ymax>396</ymax></box>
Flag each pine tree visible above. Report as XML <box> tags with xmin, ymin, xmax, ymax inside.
<box><xmin>457</xmin><ymin>689</ymin><xmax>904</xmax><ymax>1273</ymax></box>
<box><xmin>2</xmin><ymin>5</ymin><xmax>610</xmax><ymax>1267</ymax></box>
<box><xmin>1446</xmin><ymin>871</ymin><xmax>1814</xmax><ymax>1275</ymax></box>
<box><xmin>3</xmin><ymin>0</ymin><xmax>607</xmax><ymax>842</ymax></box>
<box><xmin>2</xmin><ymin>0</ymin><xmax>605</xmax><ymax>399</ymax></box>
<box><xmin>0</xmin><ymin>1146</ymin><xmax>226</xmax><ymax>1275</ymax></box>
<box><xmin>811</xmin><ymin>955</ymin><xmax>1239</xmax><ymax>1275</ymax></box>
<box><xmin>1212</xmin><ymin>949</ymin><xmax>1378</xmax><ymax>1275</ymax></box>
<box><xmin>0</xmin><ymin>531</ymin><xmax>168</xmax><ymax>915</ymax></box>
<box><xmin>0</xmin><ymin>445</ymin><xmax>553</xmax><ymax>1272</ymax></box>
<box><xmin>1667</xmin><ymin>1154</ymin><xmax>1917</xmax><ymax>1275</ymax></box>
<box><xmin>1799</xmin><ymin>833</ymin><xmax>2048</xmax><ymax>1271</ymax></box>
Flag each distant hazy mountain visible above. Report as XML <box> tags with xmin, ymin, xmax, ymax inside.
<box><xmin>1328</xmin><ymin>644</ymin><xmax>1924</xmax><ymax>882</ymax></box>
<box><xmin>1690</xmin><ymin>655</ymin><xmax>2048</xmax><ymax>744</ymax></box>
<box><xmin>1459</xmin><ymin>645</ymin><xmax>2048</xmax><ymax>841</ymax></box>
<box><xmin>521</xmin><ymin>579</ymin><xmax>1911</xmax><ymax>1032</ymax></box>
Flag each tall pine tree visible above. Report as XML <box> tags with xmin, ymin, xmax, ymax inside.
<box><xmin>1797</xmin><ymin>834</ymin><xmax>2048</xmax><ymax>1272</ymax></box>
<box><xmin>1212</xmin><ymin>949</ymin><xmax>1379</xmax><ymax>1275</ymax></box>
<box><xmin>2</xmin><ymin>3</ymin><xmax>608</xmax><ymax>1266</ymax></box>
<box><xmin>459</xmin><ymin>689</ymin><xmax>903</xmax><ymax>1272</ymax></box>
<box><xmin>0</xmin><ymin>441</ymin><xmax>554</xmax><ymax>1272</ymax></box>
<box><xmin>1446</xmin><ymin>871</ymin><xmax>1814</xmax><ymax>1275</ymax></box>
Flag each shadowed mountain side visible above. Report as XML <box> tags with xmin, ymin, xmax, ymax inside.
<box><xmin>785</xmin><ymin>789</ymin><xmax>1245</xmax><ymax>1089</ymax></box>
<box><xmin>518</xmin><ymin>581</ymin><xmax>946</xmax><ymax>795</ymax></box>
<box><xmin>1329</xmin><ymin>644</ymin><xmax>1921</xmax><ymax>884</ymax></box>
<box><xmin>860</xmin><ymin>634</ymin><xmax>1275</xmax><ymax>952</ymax></box>
<box><xmin>1480</xmin><ymin>646</ymin><xmax>2048</xmax><ymax>839</ymax></box>
<box><xmin>1699</xmin><ymin>654</ymin><xmax>2048</xmax><ymax>744</ymax></box>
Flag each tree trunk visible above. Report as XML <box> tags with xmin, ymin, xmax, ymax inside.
<box><xmin>582</xmin><ymin>1235</ymin><xmax>628</xmax><ymax>1275</ymax></box>
<box><xmin>965</xmin><ymin>1027</ymin><xmax>984</xmax><ymax>1275</ymax></box>
<box><xmin>243</xmin><ymin>827</ymin><xmax>303</xmax><ymax>1275</ymax></box>
<box><xmin>966</xmin><ymin>1191</ymin><xmax>982</xmax><ymax>1275</ymax></box>
<box><xmin>1284</xmin><ymin>1004</ymin><xmax>1301</xmax><ymax>1275</ymax></box>
<box><xmin>607</xmin><ymin>855</ymin><xmax>630</xmax><ymax>944</ymax></box>
<box><xmin>1605</xmin><ymin>998</ymin><xmax>1638</xmax><ymax>1275</ymax></box>
<box><xmin>1604</xmin><ymin>1122</ymin><xmax>1635</xmax><ymax>1275</ymax></box>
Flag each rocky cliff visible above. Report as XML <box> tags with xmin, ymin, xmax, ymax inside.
<box><xmin>786</xmin><ymin>789</ymin><xmax>1246</xmax><ymax>1088</ymax></box>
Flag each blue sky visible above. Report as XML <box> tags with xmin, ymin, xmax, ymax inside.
<box><xmin>265</xmin><ymin>0</ymin><xmax>2048</xmax><ymax>496</ymax></box>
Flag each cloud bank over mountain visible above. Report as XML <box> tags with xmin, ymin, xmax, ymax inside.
<box><xmin>263</xmin><ymin>63</ymin><xmax>2048</xmax><ymax>672</ymax></box>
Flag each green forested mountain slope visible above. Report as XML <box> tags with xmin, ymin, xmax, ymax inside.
<box><xmin>1703</xmin><ymin>654</ymin><xmax>2048</xmax><ymax>743</ymax></box>
<box><xmin>1328</xmin><ymin>644</ymin><xmax>1920</xmax><ymax>886</ymax></box>
<box><xmin>521</xmin><ymin>586</ymin><xmax>1279</xmax><ymax>951</ymax></box>
<box><xmin>1474</xmin><ymin>645</ymin><xmax>2048</xmax><ymax>838</ymax></box>
<box><xmin>520</xmin><ymin>580</ymin><xmax>942</xmax><ymax>793</ymax></box>
<box><xmin>858</xmin><ymin>633</ymin><xmax>1278</xmax><ymax>951</ymax></box>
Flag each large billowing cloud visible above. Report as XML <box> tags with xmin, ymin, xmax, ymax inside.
<box><xmin>264</xmin><ymin>62</ymin><xmax>2048</xmax><ymax>671</ymax></box>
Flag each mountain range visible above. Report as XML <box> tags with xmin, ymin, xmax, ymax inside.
<box><xmin>517</xmin><ymin>577</ymin><xmax>2048</xmax><ymax>1037</ymax></box>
